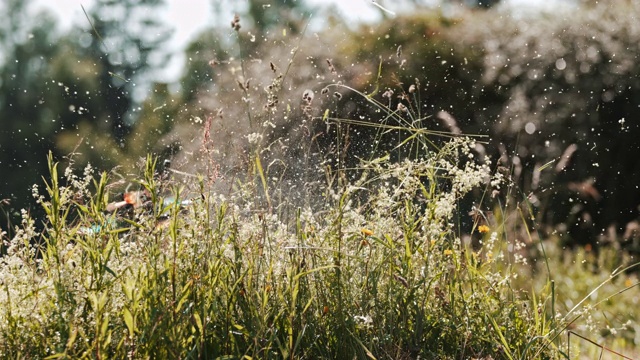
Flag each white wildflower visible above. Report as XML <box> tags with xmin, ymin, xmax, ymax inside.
<box><xmin>246</xmin><ymin>132</ymin><xmax>264</xmax><ymax>144</ymax></box>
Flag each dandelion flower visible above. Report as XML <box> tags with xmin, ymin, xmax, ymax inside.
<box><xmin>444</xmin><ymin>249</ymin><xmax>453</xmax><ymax>256</ymax></box>
<box><xmin>477</xmin><ymin>225</ymin><xmax>490</xmax><ymax>233</ymax></box>
<box><xmin>361</xmin><ymin>228</ymin><xmax>374</xmax><ymax>236</ymax></box>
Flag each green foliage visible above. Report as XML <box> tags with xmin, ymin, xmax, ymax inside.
<box><xmin>0</xmin><ymin>128</ymin><xmax>569</xmax><ymax>359</ymax></box>
<box><xmin>80</xmin><ymin>0</ymin><xmax>172</xmax><ymax>142</ymax></box>
<box><xmin>50</xmin><ymin>0</ymin><xmax>177</xmax><ymax>170</ymax></box>
<box><xmin>0</xmin><ymin>0</ymin><xmax>62</xmax><ymax>223</ymax></box>
<box><xmin>0</xmin><ymin>0</ymin><xmax>177</xmax><ymax>228</ymax></box>
<box><xmin>247</xmin><ymin>0</ymin><xmax>311</xmax><ymax>33</ymax></box>
<box><xmin>444</xmin><ymin>1</ymin><xmax>640</xmax><ymax>242</ymax></box>
<box><xmin>3</xmin><ymin>2</ymin><xmax>640</xmax><ymax>359</ymax></box>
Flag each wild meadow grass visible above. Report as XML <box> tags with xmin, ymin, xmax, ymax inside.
<box><xmin>0</xmin><ymin>136</ymin><xmax>571</xmax><ymax>359</ymax></box>
<box><xmin>2</xmin><ymin>71</ymin><xmax>640</xmax><ymax>360</ymax></box>
<box><xmin>1</xmin><ymin>126</ymin><xmax>639</xmax><ymax>359</ymax></box>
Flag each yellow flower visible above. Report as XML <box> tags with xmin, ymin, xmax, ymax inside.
<box><xmin>625</xmin><ymin>278</ymin><xmax>635</xmax><ymax>288</ymax></box>
<box><xmin>485</xmin><ymin>252</ymin><xmax>494</xmax><ymax>263</ymax></box>
<box><xmin>477</xmin><ymin>225</ymin><xmax>490</xmax><ymax>233</ymax></box>
<box><xmin>444</xmin><ymin>249</ymin><xmax>453</xmax><ymax>256</ymax></box>
<box><xmin>360</xmin><ymin>228</ymin><xmax>374</xmax><ymax>236</ymax></box>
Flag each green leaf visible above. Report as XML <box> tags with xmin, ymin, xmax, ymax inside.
<box><xmin>123</xmin><ymin>308</ymin><xmax>135</xmax><ymax>337</ymax></box>
<box><xmin>193</xmin><ymin>312</ymin><xmax>203</xmax><ymax>334</ymax></box>
<box><xmin>43</xmin><ymin>354</ymin><xmax>66</xmax><ymax>359</ymax></box>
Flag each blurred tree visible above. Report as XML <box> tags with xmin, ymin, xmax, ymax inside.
<box><xmin>248</xmin><ymin>0</ymin><xmax>310</xmax><ymax>33</ymax></box>
<box><xmin>0</xmin><ymin>0</ymin><xmax>61</xmax><ymax>227</ymax></box>
<box><xmin>181</xmin><ymin>31</ymin><xmax>230</xmax><ymax>103</ymax></box>
<box><xmin>79</xmin><ymin>0</ymin><xmax>173</xmax><ymax>144</ymax></box>
<box><xmin>0</xmin><ymin>0</ymin><xmax>177</xmax><ymax>234</ymax></box>
<box><xmin>175</xmin><ymin>0</ymin><xmax>312</xmax><ymax>128</ymax></box>
<box><xmin>50</xmin><ymin>0</ymin><xmax>179</xmax><ymax>173</ymax></box>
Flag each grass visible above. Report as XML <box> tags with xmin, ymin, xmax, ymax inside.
<box><xmin>2</xmin><ymin>71</ymin><xmax>640</xmax><ymax>360</ymax></box>
<box><xmin>2</xmin><ymin>119</ymin><xmax>640</xmax><ymax>359</ymax></box>
<box><xmin>2</xmin><ymin>15</ymin><xmax>640</xmax><ymax>359</ymax></box>
<box><xmin>0</xmin><ymin>138</ymin><xmax>568</xmax><ymax>359</ymax></box>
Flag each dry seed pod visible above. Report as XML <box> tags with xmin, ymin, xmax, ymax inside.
<box><xmin>302</xmin><ymin>89</ymin><xmax>314</xmax><ymax>104</ymax></box>
<box><xmin>326</xmin><ymin>58</ymin><xmax>337</xmax><ymax>74</ymax></box>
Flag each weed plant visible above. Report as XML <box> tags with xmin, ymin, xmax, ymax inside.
<box><xmin>0</xmin><ymin>120</ymin><xmax>570</xmax><ymax>359</ymax></box>
<box><xmin>2</xmin><ymin>13</ymin><xmax>639</xmax><ymax>359</ymax></box>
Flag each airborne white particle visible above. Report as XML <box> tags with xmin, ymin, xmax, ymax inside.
<box><xmin>524</xmin><ymin>122</ymin><xmax>536</xmax><ymax>134</ymax></box>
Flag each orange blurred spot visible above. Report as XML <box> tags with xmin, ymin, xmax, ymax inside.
<box><xmin>477</xmin><ymin>225</ymin><xmax>490</xmax><ymax>234</ymax></box>
<box><xmin>124</xmin><ymin>192</ymin><xmax>137</xmax><ymax>205</ymax></box>
<box><xmin>624</xmin><ymin>278</ymin><xmax>634</xmax><ymax>288</ymax></box>
<box><xmin>360</xmin><ymin>228</ymin><xmax>374</xmax><ymax>236</ymax></box>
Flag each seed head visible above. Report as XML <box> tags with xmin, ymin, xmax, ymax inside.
<box><xmin>231</xmin><ymin>14</ymin><xmax>241</xmax><ymax>31</ymax></box>
<box><xmin>326</xmin><ymin>58</ymin><xmax>337</xmax><ymax>74</ymax></box>
<box><xmin>302</xmin><ymin>89</ymin><xmax>314</xmax><ymax>105</ymax></box>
